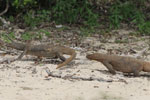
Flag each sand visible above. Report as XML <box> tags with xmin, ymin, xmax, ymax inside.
<box><xmin>0</xmin><ymin>52</ymin><xmax>150</xmax><ymax>100</ymax></box>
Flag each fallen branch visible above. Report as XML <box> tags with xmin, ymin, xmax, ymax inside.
<box><xmin>0</xmin><ymin>58</ymin><xmax>16</xmax><ymax>64</ymax></box>
<box><xmin>0</xmin><ymin>0</ymin><xmax>10</xmax><ymax>28</ymax></box>
<box><xmin>44</xmin><ymin>67</ymin><xmax>128</xmax><ymax>84</ymax></box>
<box><xmin>0</xmin><ymin>0</ymin><xmax>9</xmax><ymax>16</ymax></box>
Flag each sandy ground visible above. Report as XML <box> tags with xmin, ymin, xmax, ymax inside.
<box><xmin>0</xmin><ymin>51</ymin><xmax>150</xmax><ymax>100</ymax></box>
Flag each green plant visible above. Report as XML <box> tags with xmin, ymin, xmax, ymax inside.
<box><xmin>23</xmin><ymin>10</ymin><xmax>51</xmax><ymax>28</ymax></box>
<box><xmin>52</xmin><ymin>0</ymin><xmax>98</xmax><ymax>27</ymax></box>
<box><xmin>35</xmin><ymin>32</ymin><xmax>43</xmax><ymax>40</ymax></box>
<box><xmin>39</xmin><ymin>29</ymin><xmax>51</xmax><ymax>37</ymax></box>
<box><xmin>21</xmin><ymin>32</ymin><xmax>44</xmax><ymax>40</ymax></box>
<box><xmin>83</xmin><ymin>8</ymin><xmax>99</xmax><ymax>26</ymax></box>
<box><xmin>138</xmin><ymin>21</ymin><xmax>150</xmax><ymax>34</ymax></box>
<box><xmin>120</xmin><ymin>2</ymin><xmax>137</xmax><ymax>21</ymax></box>
<box><xmin>23</xmin><ymin>10</ymin><xmax>37</xmax><ymax>28</ymax></box>
<box><xmin>109</xmin><ymin>1</ymin><xmax>123</xmax><ymax>29</ymax></box>
<box><xmin>132</xmin><ymin>11</ymin><xmax>145</xmax><ymax>25</ymax></box>
<box><xmin>37</xmin><ymin>10</ymin><xmax>51</xmax><ymax>22</ymax></box>
<box><xmin>80</xmin><ymin>27</ymin><xmax>96</xmax><ymax>36</ymax></box>
<box><xmin>109</xmin><ymin>1</ymin><xmax>146</xmax><ymax>30</ymax></box>
<box><xmin>109</xmin><ymin>1</ymin><xmax>139</xmax><ymax>28</ymax></box>
<box><xmin>21</xmin><ymin>32</ymin><xmax>34</xmax><ymax>40</ymax></box>
<box><xmin>8</xmin><ymin>16</ymin><xmax>15</xmax><ymax>23</ymax></box>
<box><xmin>13</xmin><ymin>0</ymin><xmax>37</xmax><ymax>9</ymax></box>
<box><xmin>0</xmin><ymin>32</ymin><xmax>15</xmax><ymax>43</ymax></box>
<box><xmin>131</xmin><ymin>11</ymin><xmax>150</xmax><ymax>34</ymax></box>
